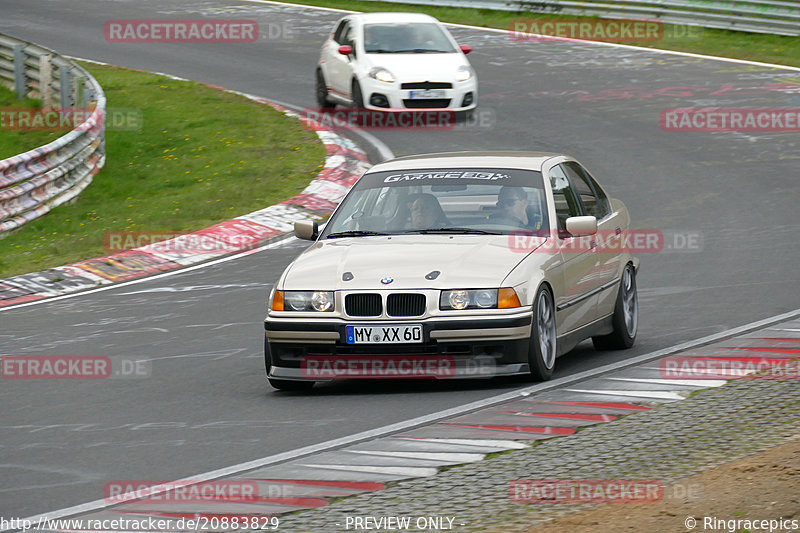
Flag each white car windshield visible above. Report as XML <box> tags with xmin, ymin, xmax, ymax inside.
<box><xmin>363</xmin><ymin>23</ymin><xmax>456</xmax><ymax>54</ymax></box>
<box><xmin>322</xmin><ymin>168</ymin><xmax>550</xmax><ymax>237</ymax></box>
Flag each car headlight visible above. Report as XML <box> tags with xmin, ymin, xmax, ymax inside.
<box><xmin>273</xmin><ymin>290</ymin><xmax>334</xmax><ymax>312</ymax></box>
<box><xmin>455</xmin><ymin>65</ymin><xmax>472</xmax><ymax>82</ymax></box>
<box><xmin>439</xmin><ymin>288</ymin><xmax>521</xmax><ymax>310</ymax></box>
<box><xmin>369</xmin><ymin>67</ymin><xmax>395</xmax><ymax>83</ymax></box>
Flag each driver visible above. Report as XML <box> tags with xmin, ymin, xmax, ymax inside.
<box><xmin>491</xmin><ymin>186</ymin><xmax>530</xmax><ymax>228</ymax></box>
<box><xmin>410</xmin><ymin>194</ymin><xmax>447</xmax><ymax>230</ymax></box>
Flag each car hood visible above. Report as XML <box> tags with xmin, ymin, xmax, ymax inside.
<box><xmin>364</xmin><ymin>53</ymin><xmax>469</xmax><ymax>81</ymax></box>
<box><xmin>282</xmin><ymin>235</ymin><xmax>545</xmax><ymax>290</ymax></box>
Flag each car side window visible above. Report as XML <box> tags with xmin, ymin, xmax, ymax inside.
<box><xmin>333</xmin><ymin>21</ymin><xmax>348</xmax><ymax>44</ymax></box>
<box><xmin>342</xmin><ymin>24</ymin><xmax>357</xmax><ymax>57</ymax></box>
<box><xmin>548</xmin><ymin>165</ymin><xmax>582</xmax><ymax>233</ymax></box>
<box><xmin>563</xmin><ymin>162</ymin><xmax>611</xmax><ymax>220</ymax></box>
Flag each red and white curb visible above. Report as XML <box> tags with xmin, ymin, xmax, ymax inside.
<box><xmin>0</xmin><ymin>75</ymin><xmax>370</xmax><ymax>308</ymax></box>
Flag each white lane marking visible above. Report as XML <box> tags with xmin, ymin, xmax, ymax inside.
<box><xmin>255</xmin><ymin>95</ymin><xmax>395</xmax><ymax>162</ymax></box>
<box><xmin>117</xmin><ymin>283</ymin><xmax>265</xmax><ymax>294</ymax></box>
<box><xmin>396</xmin><ymin>437</ymin><xmax>529</xmax><ymax>450</ymax></box>
<box><xmin>8</xmin><ymin>307</ymin><xmax>799</xmax><ymax>530</ymax></box>
<box><xmin>0</xmin><ymin>235</ymin><xmax>297</xmax><ymax>313</ymax></box>
<box><xmin>243</xmin><ymin>0</ymin><xmax>800</xmax><ymax>72</ymax></box>
<box><xmin>299</xmin><ymin>464</ymin><xmax>439</xmax><ymax>477</ymax></box>
<box><xmin>606</xmin><ymin>377</ymin><xmax>729</xmax><ymax>387</ymax></box>
<box><xmin>346</xmin><ymin>450</ymin><xmax>485</xmax><ymax>462</ymax></box>
<box><xmin>564</xmin><ymin>389</ymin><xmax>686</xmax><ymax>400</ymax></box>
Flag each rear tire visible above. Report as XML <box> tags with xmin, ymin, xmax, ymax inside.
<box><xmin>316</xmin><ymin>69</ymin><xmax>335</xmax><ymax>108</ymax></box>
<box><xmin>265</xmin><ymin>337</ymin><xmax>315</xmax><ymax>391</ymax></box>
<box><xmin>527</xmin><ymin>285</ymin><xmax>557</xmax><ymax>381</ymax></box>
<box><xmin>592</xmin><ymin>264</ymin><xmax>638</xmax><ymax>350</ymax></box>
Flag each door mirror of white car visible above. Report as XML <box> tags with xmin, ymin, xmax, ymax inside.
<box><xmin>565</xmin><ymin>216</ymin><xmax>597</xmax><ymax>236</ymax></box>
<box><xmin>295</xmin><ymin>220</ymin><xmax>319</xmax><ymax>241</ymax></box>
<box><xmin>459</xmin><ymin>44</ymin><xmax>472</xmax><ymax>54</ymax></box>
<box><xmin>338</xmin><ymin>45</ymin><xmax>353</xmax><ymax>55</ymax></box>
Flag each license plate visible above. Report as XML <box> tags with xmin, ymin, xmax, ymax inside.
<box><xmin>346</xmin><ymin>324</ymin><xmax>423</xmax><ymax>344</ymax></box>
<box><xmin>408</xmin><ymin>89</ymin><xmax>446</xmax><ymax>99</ymax></box>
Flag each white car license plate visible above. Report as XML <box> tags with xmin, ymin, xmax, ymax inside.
<box><xmin>346</xmin><ymin>324</ymin><xmax>423</xmax><ymax>344</ymax></box>
<box><xmin>408</xmin><ymin>89</ymin><xmax>446</xmax><ymax>99</ymax></box>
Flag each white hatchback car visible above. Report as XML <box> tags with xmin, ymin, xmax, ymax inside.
<box><xmin>264</xmin><ymin>152</ymin><xmax>639</xmax><ymax>390</ymax></box>
<box><xmin>316</xmin><ymin>13</ymin><xmax>477</xmax><ymax>112</ymax></box>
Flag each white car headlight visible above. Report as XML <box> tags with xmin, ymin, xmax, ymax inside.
<box><xmin>455</xmin><ymin>65</ymin><xmax>472</xmax><ymax>82</ymax></box>
<box><xmin>274</xmin><ymin>291</ymin><xmax>335</xmax><ymax>312</ymax></box>
<box><xmin>369</xmin><ymin>67</ymin><xmax>396</xmax><ymax>83</ymax></box>
<box><xmin>440</xmin><ymin>288</ymin><xmax>521</xmax><ymax>310</ymax></box>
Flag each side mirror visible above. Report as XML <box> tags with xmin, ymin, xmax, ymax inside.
<box><xmin>295</xmin><ymin>220</ymin><xmax>319</xmax><ymax>241</ymax></box>
<box><xmin>459</xmin><ymin>44</ymin><xmax>472</xmax><ymax>54</ymax></box>
<box><xmin>338</xmin><ymin>45</ymin><xmax>353</xmax><ymax>55</ymax></box>
<box><xmin>565</xmin><ymin>216</ymin><xmax>597</xmax><ymax>237</ymax></box>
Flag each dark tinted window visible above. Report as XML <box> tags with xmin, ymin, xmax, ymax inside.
<box><xmin>548</xmin><ymin>165</ymin><xmax>581</xmax><ymax>232</ymax></box>
<box><xmin>563</xmin><ymin>162</ymin><xmax>610</xmax><ymax>219</ymax></box>
<box><xmin>333</xmin><ymin>21</ymin><xmax>348</xmax><ymax>43</ymax></box>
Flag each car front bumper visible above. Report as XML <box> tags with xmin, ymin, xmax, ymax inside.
<box><xmin>265</xmin><ymin>311</ymin><xmax>532</xmax><ymax>381</ymax></box>
<box><xmin>359</xmin><ymin>76</ymin><xmax>478</xmax><ymax>112</ymax></box>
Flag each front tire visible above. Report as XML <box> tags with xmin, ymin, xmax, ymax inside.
<box><xmin>351</xmin><ymin>79</ymin><xmax>364</xmax><ymax>108</ymax></box>
<box><xmin>592</xmin><ymin>263</ymin><xmax>638</xmax><ymax>350</ymax></box>
<box><xmin>527</xmin><ymin>285</ymin><xmax>557</xmax><ymax>381</ymax></box>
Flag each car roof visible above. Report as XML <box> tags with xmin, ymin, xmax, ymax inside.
<box><xmin>348</xmin><ymin>12</ymin><xmax>441</xmax><ymax>25</ymax></box>
<box><xmin>367</xmin><ymin>151</ymin><xmax>567</xmax><ymax>173</ymax></box>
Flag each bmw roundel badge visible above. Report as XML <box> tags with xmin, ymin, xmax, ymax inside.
<box><xmin>381</xmin><ymin>277</ymin><xmax>393</xmax><ymax>285</ymax></box>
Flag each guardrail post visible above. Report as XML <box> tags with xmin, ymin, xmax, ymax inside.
<box><xmin>13</xmin><ymin>44</ymin><xmax>26</xmax><ymax>99</ymax></box>
<box><xmin>74</xmin><ymin>75</ymin><xmax>85</xmax><ymax>111</ymax></box>
<box><xmin>59</xmin><ymin>65</ymin><xmax>72</xmax><ymax>109</ymax></box>
<box><xmin>39</xmin><ymin>53</ymin><xmax>54</xmax><ymax>107</ymax></box>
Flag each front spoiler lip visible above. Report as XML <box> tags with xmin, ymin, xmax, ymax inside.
<box><xmin>268</xmin><ymin>362</ymin><xmax>530</xmax><ymax>382</ymax></box>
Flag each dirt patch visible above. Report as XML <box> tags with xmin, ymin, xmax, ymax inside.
<box><xmin>525</xmin><ymin>436</ymin><xmax>800</xmax><ymax>532</ymax></box>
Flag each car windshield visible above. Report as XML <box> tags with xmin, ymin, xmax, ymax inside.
<box><xmin>363</xmin><ymin>23</ymin><xmax>456</xmax><ymax>54</ymax></box>
<box><xmin>322</xmin><ymin>168</ymin><xmax>550</xmax><ymax>238</ymax></box>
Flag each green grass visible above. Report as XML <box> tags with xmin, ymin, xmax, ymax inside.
<box><xmin>0</xmin><ymin>62</ymin><xmax>326</xmax><ymax>278</ymax></box>
<box><xmin>291</xmin><ymin>0</ymin><xmax>800</xmax><ymax>68</ymax></box>
<box><xmin>0</xmin><ymin>87</ymin><xmax>63</xmax><ymax>159</ymax></box>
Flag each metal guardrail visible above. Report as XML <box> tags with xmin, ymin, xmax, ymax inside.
<box><xmin>0</xmin><ymin>34</ymin><xmax>105</xmax><ymax>235</ymax></box>
<box><xmin>365</xmin><ymin>0</ymin><xmax>800</xmax><ymax>35</ymax></box>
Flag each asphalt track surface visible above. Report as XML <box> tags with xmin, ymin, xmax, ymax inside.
<box><xmin>1</xmin><ymin>0</ymin><xmax>799</xmax><ymax>519</ymax></box>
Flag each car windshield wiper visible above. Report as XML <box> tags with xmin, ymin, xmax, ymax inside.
<box><xmin>406</xmin><ymin>227</ymin><xmax>502</xmax><ymax>235</ymax></box>
<box><xmin>325</xmin><ymin>230</ymin><xmax>388</xmax><ymax>239</ymax></box>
